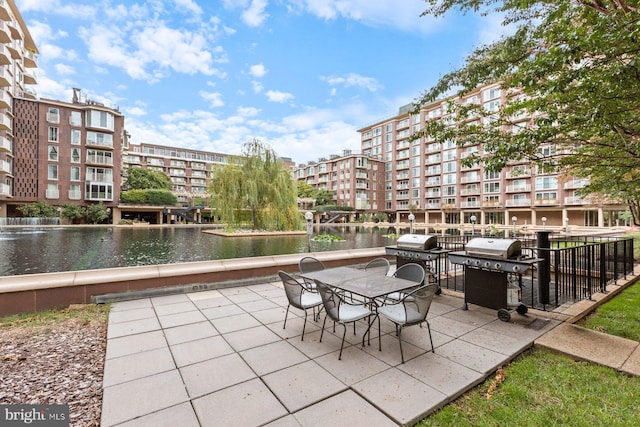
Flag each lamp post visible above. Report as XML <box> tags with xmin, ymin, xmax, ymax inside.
<box><xmin>470</xmin><ymin>215</ymin><xmax>476</xmax><ymax>236</ymax></box>
<box><xmin>541</xmin><ymin>216</ymin><xmax>547</xmax><ymax>229</ymax></box>
<box><xmin>511</xmin><ymin>215</ymin><xmax>518</xmax><ymax>238</ymax></box>
<box><xmin>408</xmin><ymin>213</ymin><xmax>415</xmax><ymax>234</ymax></box>
<box><xmin>305</xmin><ymin>211</ymin><xmax>313</xmax><ymax>252</ymax></box>
<box><xmin>564</xmin><ymin>217</ymin><xmax>569</xmax><ymax>234</ymax></box>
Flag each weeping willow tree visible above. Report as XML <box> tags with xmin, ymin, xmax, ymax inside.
<box><xmin>209</xmin><ymin>139</ymin><xmax>301</xmax><ymax>231</ymax></box>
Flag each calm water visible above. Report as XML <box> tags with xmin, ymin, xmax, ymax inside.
<box><xmin>0</xmin><ymin>225</ymin><xmax>400</xmax><ymax>276</ymax></box>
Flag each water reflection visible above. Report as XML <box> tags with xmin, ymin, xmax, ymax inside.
<box><xmin>0</xmin><ymin>225</ymin><xmax>403</xmax><ymax>276</ymax></box>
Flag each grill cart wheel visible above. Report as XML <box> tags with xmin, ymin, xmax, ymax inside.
<box><xmin>516</xmin><ymin>304</ymin><xmax>528</xmax><ymax>315</ymax></box>
<box><xmin>497</xmin><ymin>308</ymin><xmax>511</xmax><ymax>322</ymax></box>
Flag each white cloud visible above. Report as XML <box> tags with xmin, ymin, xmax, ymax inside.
<box><xmin>251</xmin><ymin>81</ymin><xmax>264</xmax><ymax>93</ymax></box>
<box><xmin>249</xmin><ymin>63</ymin><xmax>267</xmax><ymax>78</ymax></box>
<box><xmin>237</xmin><ymin>106</ymin><xmax>261</xmax><ymax>117</ymax></box>
<box><xmin>322</xmin><ymin>73</ymin><xmax>383</xmax><ymax>92</ymax></box>
<box><xmin>125</xmin><ymin>106</ymin><xmax>147</xmax><ymax>116</ymax></box>
<box><xmin>172</xmin><ymin>0</ymin><xmax>203</xmax><ymax>16</ymax></box>
<box><xmin>200</xmin><ymin>91</ymin><xmax>225</xmax><ymax>108</ymax></box>
<box><xmin>17</xmin><ymin>0</ymin><xmax>96</xmax><ymax>18</ymax></box>
<box><xmin>266</xmin><ymin>90</ymin><xmax>294</xmax><ymax>103</ymax></box>
<box><xmin>242</xmin><ymin>0</ymin><xmax>269</xmax><ymax>26</ymax></box>
<box><xmin>54</xmin><ymin>63</ymin><xmax>75</xmax><ymax>75</ymax></box>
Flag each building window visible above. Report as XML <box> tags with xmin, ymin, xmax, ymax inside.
<box><xmin>48</xmin><ymin>127</ymin><xmax>59</xmax><ymax>142</ymax></box>
<box><xmin>536</xmin><ymin>191</ymin><xmax>557</xmax><ymax>200</ymax></box>
<box><xmin>85</xmin><ymin>182</ymin><xmax>114</xmax><ymax>201</ymax></box>
<box><xmin>69</xmin><ymin>184</ymin><xmax>81</xmax><ymax>200</ymax></box>
<box><xmin>47</xmin><ymin>108</ymin><xmax>59</xmax><ymax>123</ymax></box>
<box><xmin>70</xmin><ymin>166</ymin><xmax>81</xmax><ymax>181</ymax></box>
<box><xmin>484</xmin><ymin>182</ymin><xmax>500</xmax><ymax>193</ymax></box>
<box><xmin>71</xmin><ymin>129</ymin><xmax>81</xmax><ymax>145</ymax></box>
<box><xmin>535</xmin><ymin>176</ymin><xmax>557</xmax><ymax>190</ymax></box>
<box><xmin>48</xmin><ymin>145</ymin><xmax>58</xmax><ymax>161</ymax></box>
<box><xmin>71</xmin><ymin>148</ymin><xmax>81</xmax><ymax>163</ymax></box>
<box><xmin>70</xmin><ymin>111</ymin><xmax>82</xmax><ymax>127</ymax></box>
<box><xmin>484</xmin><ymin>170</ymin><xmax>500</xmax><ymax>180</ymax></box>
<box><xmin>48</xmin><ymin>164</ymin><xmax>58</xmax><ymax>180</ymax></box>
<box><xmin>86</xmin><ymin>110</ymin><xmax>115</xmax><ymax>131</ymax></box>
<box><xmin>46</xmin><ymin>183</ymin><xmax>59</xmax><ymax>199</ymax></box>
<box><xmin>86</xmin><ymin>131</ymin><xmax>113</xmax><ymax>147</ymax></box>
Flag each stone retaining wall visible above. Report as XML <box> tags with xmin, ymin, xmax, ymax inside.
<box><xmin>0</xmin><ymin>248</ymin><xmax>388</xmax><ymax>316</ymax></box>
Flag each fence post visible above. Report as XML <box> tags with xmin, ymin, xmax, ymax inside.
<box><xmin>536</xmin><ymin>231</ymin><xmax>551</xmax><ymax>306</ymax></box>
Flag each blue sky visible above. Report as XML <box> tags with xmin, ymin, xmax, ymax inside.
<box><xmin>16</xmin><ymin>0</ymin><xmax>507</xmax><ymax>164</ymax></box>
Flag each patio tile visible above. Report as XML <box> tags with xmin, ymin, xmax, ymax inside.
<box><xmin>251</xmin><ymin>306</ymin><xmax>288</xmax><ymax>326</ymax></box>
<box><xmin>237</xmin><ymin>298</ymin><xmax>280</xmax><ymax>312</ymax></box>
<box><xmin>110</xmin><ymin>298</ymin><xmax>152</xmax><ymax>312</ymax></box>
<box><xmin>224</xmin><ymin>325</ymin><xmax>282</xmax><ymax>352</ymax></box>
<box><xmin>292</xmin><ymin>390</ymin><xmax>396</xmax><ymax>427</ymax></box>
<box><xmin>460</xmin><ymin>327</ymin><xmax>534</xmax><ymax>355</ymax></box>
<box><xmin>218</xmin><ymin>286</ymin><xmax>254</xmax><ymax>296</ymax></box>
<box><xmin>362</xmin><ymin>333</ymin><xmax>426</xmax><ymax>366</ymax></box>
<box><xmin>254</xmin><ymin>287</ymin><xmax>286</xmax><ymax>299</ymax></box>
<box><xmin>314</xmin><ymin>346</ymin><xmax>390</xmax><ymax>385</ymax></box>
<box><xmin>151</xmin><ymin>294</ymin><xmax>191</xmax><ymax>305</ymax></box>
<box><xmin>268</xmin><ymin>295</ymin><xmax>290</xmax><ymax>307</ymax></box>
<box><xmin>429</xmin><ymin>300</ymin><xmax>462</xmax><ymax>316</ymax></box>
<box><xmin>240</xmin><ymin>340</ymin><xmax>309</xmax><ymax>376</ymax></box>
<box><xmin>482</xmin><ymin>316</ymin><xmax>555</xmax><ymax>340</ymax></box>
<box><xmin>264</xmin><ymin>415</ymin><xmax>303</xmax><ymax>427</ymax></box>
<box><xmin>211</xmin><ymin>312</ymin><xmax>262</xmax><ymax>333</ymax></box>
<box><xmin>187</xmin><ymin>289</ymin><xmax>225</xmax><ymax>301</ymax></box>
<box><xmin>158</xmin><ymin>310</ymin><xmax>207</xmax><ymax>329</ymax></box>
<box><xmin>399</xmin><ymin>351</ymin><xmax>484</xmax><ymax>399</ymax></box>
<box><xmin>180</xmin><ymin>353</ymin><xmax>256</xmax><ymax>398</ymax></box>
<box><xmin>153</xmin><ymin>301</ymin><xmax>198</xmax><ymax>316</ymax></box>
<box><xmin>171</xmin><ymin>335</ymin><xmax>234</xmax><ymax>367</ymax></box>
<box><xmin>353</xmin><ymin>368</ymin><xmax>446</xmax><ymax>426</ymax></box>
<box><xmin>117</xmin><ymin>403</ymin><xmax>199</xmax><ymax>427</ymax></box>
<box><xmin>441</xmin><ymin>305</ymin><xmax>497</xmax><ymax>326</ymax></box>
<box><xmin>201</xmin><ymin>303</ymin><xmax>244</xmax><ymax>320</ymax></box>
<box><xmin>192</xmin><ymin>295</ymin><xmax>234</xmax><ymax>310</ymax></box>
<box><xmin>262</xmin><ymin>360</ymin><xmax>346</xmax><ymax>412</ymax></box>
<box><xmin>101</xmin><ymin>370</ymin><xmax>188</xmax><ymax>427</ymax></box>
<box><xmin>106</xmin><ymin>330</ymin><xmax>166</xmax><ymax>360</ymax></box>
<box><xmin>427</xmin><ymin>315</ymin><xmax>479</xmax><ymax>338</ymax></box>
<box><xmin>109</xmin><ymin>307</ymin><xmax>157</xmax><ymax>324</ymax></box>
<box><xmin>192</xmin><ymin>378</ymin><xmax>288</xmax><ymax>427</ymax></box>
<box><xmin>107</xmin><ymin>317</ymin><xmax>161</xmax><ymax>339</ymax></box>
<box><xmin>225</xmin><ymin>291</ymin><xmax>264</xmax><ymax>304</ymax></box>
<box><xmin>288</xmin><ymin>329</ymin><xmax>345</xmax><ymax>359</ymax></box>
<box><xmin>436</xmin><ymin>339</ymin><xmax>508</xmax><ymax>374</ymax></box>
<box><xmin>103</xmin><ymin>347</ymin><xmax>176</xmax><ymax>387</ymax></box>
<box><xmin>398</xmin><ymin>323</ymin><xmax>446</xmax><ymax>352</ymax></box>
<box><xmin>247</xmin><ymin>282</ymin><xmax>281</xmax><ymax>292</ymax></box>
<box><xmin>163</xmin><ymin>321</ymin><xmax>219</xmax><ymax>346</ymax></box>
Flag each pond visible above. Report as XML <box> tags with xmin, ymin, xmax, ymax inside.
<box><xmin>0</xmin><ymin>225</ymin><xmax>403</xmax><ymax>276</ymax></box>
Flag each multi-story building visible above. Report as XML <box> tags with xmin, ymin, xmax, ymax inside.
<box><xmin>0</xmin><ymin>0</ymin><xmax>39</xmax><ymax>217</ymax></box>
<box><xmin>293</xmin><ymin>149</ymin><xmax>385</xmax><ymax>218</ymax></box>
<box><xmin>358</xmin><ymin>84</ymin><xmax>627</xmax><ymax>229</ymax></box>
<box><xmin>9</xmin><ymin>89</ymin><xmax>125</xmax><ymax>216</ymax></box>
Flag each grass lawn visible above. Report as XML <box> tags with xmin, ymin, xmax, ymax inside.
<box><xmin>579</xmin><ymin>282</ymin><xmax>640</xmax><ymax>341</ymax></box>
<box><xmin>418</xmin><ymin>348</ymin><xmax>640</xmax><ymax>426</ymax></box>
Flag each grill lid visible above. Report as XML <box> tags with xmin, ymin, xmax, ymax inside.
<box><xmin>396</xmin><ymin>234</ymin><xmax>437</xmax><ymax>251</ymax></box>
<box><xmin>465</xmin><ymin>238</ymin><xmax>522</xmax><ymax>259</ymax></box>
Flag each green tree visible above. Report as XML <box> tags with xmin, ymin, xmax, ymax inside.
<box><xmin>125</xmin><ymin>168</ymin><xmax>173</xmax><ymax>190</ymax></box>
<box><xmin>209</xmin><ymin>139</ymin><xmax>301</xmax><ymax>231</ymax></box>
<box><xmin>85</xmin><ymin>203</ymin><xmax>110</xmax><ymax>224</ymax></box>
<box><xmin>416</xmin><ymin>0</ymin><xmax>640</xmax><ymax>223</ymax></box>
<box><xmin>17</xmin><ymin>201</ymin><xmax>57</xmax><ymax>218</ymax></box>
<box><xmin>60</xmin><ymin>203</ymin><xmax>86</xmax><ymax>223</ymax></box>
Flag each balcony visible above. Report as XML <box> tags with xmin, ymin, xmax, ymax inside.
<box><xmin>0</xmin><ymin>89</ymin><xmax>9</xmax><ymax>109</ymax></box>
<box><xmin>24</xmin><ymin>49</ymin><xmax>38</xmax><ymax>68</ymax></box>
<box><xmin>565</xmin><ymin>196</ymin><xmax>592</xmax><ymax>205</ymax></box>
<box><xmin>0</xmin><ymin>21</ymin><xmax>10</xmax><ymax>44</ymax></box>
<box><xmin>461</xmin><ymin>201</ymin><xmax>480</xmax><ymax>208</ymax></box>
<box><xmin>534</xmin><ymin>198</ymin><xmax>560</xmax><ymax>206</ymax></box>
<box><xmin>0</xmin><ymin>113</ymin><xmax>11</xmax><ymax>131</ymax></box>
<box><xmin>0</xmin><ymin>182</ymin><xmax>9</xmax><ymax>196</ymax></box>
<box><xmin>461</xmin><ymin>188</ymin><xmax>480</xmax><ymax>196</ymax></box>
<box><xmin>482</xmin><ymin>200</ymin><xmax>502</xmax><ymax>208</ymax></box>
<box><xmin>85</xmin><ymin>139</ymin><xmax>113</xmax><ymax>149</ymax></box>
<box><xmin>506</xmin><ymin>198</ymin><xmax>532</xmax><ymax>207</ymax></box>
<box><xmin>506</xmin><ymin>185</ymin><xmax>531</xmax><ymax>193</ymax></box>
<box><xmin>0</xmin><ymin>159</ymin><xmax>11</xmax><ymax>174</ymax></box>
<box><xmin>0</xmin><ymin>44</ymin><xmax>9</xmax><ymax>66</ymax></box>
<box><xmin>0</xmin><ymin>134</ymin><xmax>10</xmax><ymax>152</ymax></box>
<box><xmin>86</xmin><ymin>155</ymin><xmax>114</xmax><ymax>166</ymax></box>
<box><xmin>426</xmin><ymin>203</ymin><xmax>441</xmax><ymax>210</ymax></box>
<box><xmin>85</xmin><ymin>174</ymin><xmax>113</xmax><ymax>183</ymax></box>
<box><xmin>23</xmin><ymin>71</ymin><xmax>37</xmax><ymax>85</ymax></box>
<box><xmin>442</xmin><ymin>203</ymin><xmax>456</xmax><ymax>209</ymax></box>
<box><xmin>46</xmin><ymin>187</ymin><xmax>60</xmax><ymax>199</ymax></box>
<box><xmin>461</xmin><ymin>175</ymin><xmax>480</xmax><ymax>184</ymax></box>
<box><xmin>461</xmin><ymin>163</ymin><xmax>480</xmax><ymax>171</ymax></box>
<box><xmin>426</xmin><ymin>191</ymin><xmax>440</xmax><ymax>198</ymax></box>
<box><xmin>564</xmin><ymin>179</ymin><xmax>589</xmax><ymax>190</ymax></box>
<box><xmin>6</xmin><ymin>41</ymin><xmax>21</xmax><ymax>60</ymax></box>
<box><xmin>0</xmin><ymin>1</ymin><xmax>10</xmax><ymax>21</ymax></box>
<box><xmin>68</xmin><ymin>189</ymin><xmax>82</xmax><ymax>200</ymax></box>
<box><xmin>505</xmin><ymin>169</ymin><xmax>531</xmax><ymax>179</ymax></box>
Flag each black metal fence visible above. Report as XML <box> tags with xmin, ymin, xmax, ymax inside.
<box><xmin>434</xmin><ymin>233</ymin><xmax>636</xmax><ymax>310</ymax></box>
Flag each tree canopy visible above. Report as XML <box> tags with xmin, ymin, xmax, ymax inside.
<box><xmin>125</xmin><ymin>168</ymin><xmax>173</xmax><ymax>191</ymax></box>
<box><xmin>415</xmin><ymin>0</ymin><xmax>640</xmax><ymax>222</ymax></box>
<box><xmin>209</xmin><ymin>139</ymin><xmax>301</xmax><ymax>231</ymax></box>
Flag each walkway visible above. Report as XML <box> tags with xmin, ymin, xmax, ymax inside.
<box><xmin>100</xmin><ymin>280</ymin><xmax>559</xmax><ymax>427</ymax></box>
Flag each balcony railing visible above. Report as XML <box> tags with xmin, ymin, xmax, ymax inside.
<box><xmin>68</xmin><ymin>189</ymin><xmax>82</xmax><ymax>200</ymax></box>
<box><xmin>86</xmin><ymin>155</ymin><xmax>113</xmax><ymax>166</ymax></box>
<box><xmin>0</xmin><ymin>182</ymin><xmax>9</xmax><ymax>196</ymax></box>
<box><xmin>460</xmin><ymin>201</ymin><xmax>480</xmax><ymax>208</ymax></box>
<box><xmin>565</xmin><ymin>196</ymin><xmax>592</xmax><ymax>205</ymax></box>
<box><xmin>85</xmin><ymin>174</ymin><xmax>113</xmax><ymax>183</ymax></box>
<box><xmin>505</xmin><ymin>198</ymin><xmax>532</xmax><ymax>207</ymax></box>
<box><xmin>46</xmin><ymin>188</ymin><xmax>60</xmax><ymax>199</ymax></box>
<box><xmin>506</xmin><ymin>185</ymin><xmax>531</xmax><ymax>193</ymax></box>
<box><xmin>0</xmin><ymin>134</ymin><xmax>10</xmax><ymax>152</ymax></box>
<box><xmin>0</xmin><ymin>159</ymin><xmax>11</xmax><ymax>174</ymax></box>
<box><xmin>534</xmin><ymin>198</ymin><xmax>559</xmax><ymax>206</ymax></box>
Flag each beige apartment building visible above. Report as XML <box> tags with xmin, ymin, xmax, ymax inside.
<box><xmin>293</xmin><ymin>149</ymin><xmax>385</xmax><ymax>220</ymax></box>
<box><xmin>0</xmin><ymin>0</ymin><xmax>39</xmax><ymax>218</ymax></box>
<box><xmin>358</xmin><ymin>84</ymin><xmax>627</xmax><ymax>230</ymax></box>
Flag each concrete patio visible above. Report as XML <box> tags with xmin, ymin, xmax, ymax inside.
<box><xmin>100</xmin><ymin>275</ymin><xmax>559</xmax><ymax>427</ymax></box>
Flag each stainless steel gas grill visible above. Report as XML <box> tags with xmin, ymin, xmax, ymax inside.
<box><xmin>385</xmin><ymin>234</ymin><xmax>449</xmax><ymax>289</ymax></box>
<box><xmin>448</xmin><ymin>237</ymin><xmax>541</xmax><ymax>321</ymax></box>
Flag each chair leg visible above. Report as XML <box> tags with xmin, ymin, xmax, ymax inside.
<box><xmin>427</xmin><ymin>321</ymin><xmax>434</xmax><ymax>353</ymax></box>
<box><xmin>283</xmin><ymin>304</ymin><xmax>290</xmax><ymax>329</ymax></box>
<box><xmin>377</xmin><ymin>315</ymin><xmax>381</xmax><ymax>352</ymax></box>
<box><xmin>320</xmin><ymin>314</ymin><xmax>328</xmax><ymax>342</ymax></box>
<box><xmin>398</xmin><ymin>326</ymin><xmax>404</xmax><ymax>363</ymax></box>
<box><xmin>338</xmin><ymin>324</ymin><xmax>347</xmax><ymax>360</ymax></box>
<box><xmin>301</xmin><ymin>308</ymin><xmax>308</xmax><ymax>341</ymax></box>
<box><xmin>362</xmin><ymin>314</ymin><xmax>378</xmax><ymax>348</ymax></box>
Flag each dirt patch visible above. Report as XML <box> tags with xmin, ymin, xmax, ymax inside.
<box><xmin>0</xmin><ymin>306</ymin><xmax>108</xmax><ymax>426</ymax></box>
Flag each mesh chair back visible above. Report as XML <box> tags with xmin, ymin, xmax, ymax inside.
<box><xmin>403</xmin><ymin>283</ymin><xmax>438</xmax><ymax>325</ymax></box>
<box><xmin>314</xmin><ymin>280</ymin><xmax>340</xmax><ymax>322</ymax></box>
<box><xmin>279</xmin><ymin>271</ymin><xmax>304</xmax><ymax>309</ymax></box>
<box><xmin>299</xmin><ymin>256</ymin><xmax>326</xmax><ymax>273</ymax></box>
<box><xmin>364</xmin><ymin>257</ymin><xmax>391</xmax><ymax>275</ymax></box>
<box><xmin>393</xmin><ymin>263</ymin><xmax>425</xmax><ymax>285</ymax></box>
